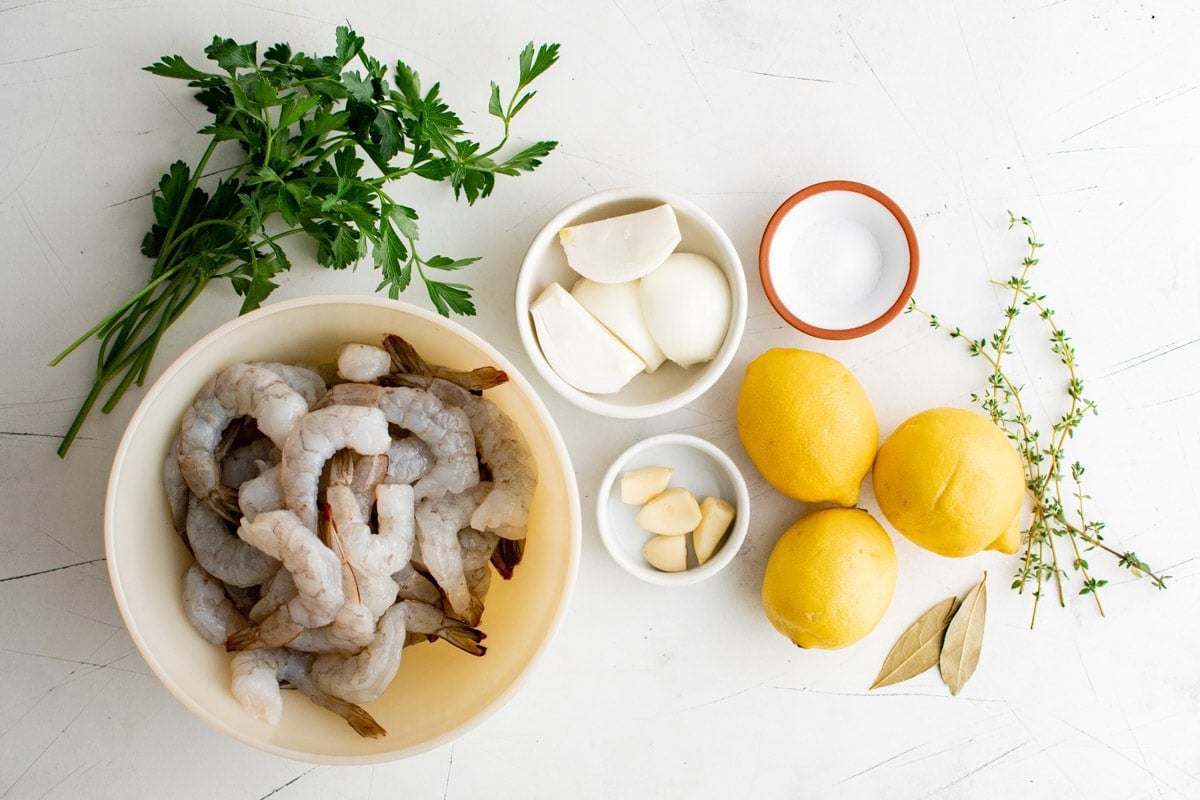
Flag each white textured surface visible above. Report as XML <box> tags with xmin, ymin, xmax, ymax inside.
<box><xmin>2</xmin><ymin>1</ymin><xmax>1198</xmax><ymax>798</ymax></box>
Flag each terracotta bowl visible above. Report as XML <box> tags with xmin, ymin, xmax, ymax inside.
<box><xmin>759</xmin><ymin>180</ymin><xmax>919</xmax><ymax>339</ymax></box>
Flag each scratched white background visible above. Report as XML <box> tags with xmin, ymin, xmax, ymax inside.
<box><xmin>2</xmin><ymin>0</ymin><xmax>1198</xmax><ymax>797</ymax></box>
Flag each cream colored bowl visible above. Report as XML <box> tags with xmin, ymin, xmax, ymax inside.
<box><xmin>515</xmin><ymin>188</ymin><xmax>748</xmax><ymax>418</ymax></box>
<box><xmin>105</xmin><ymin>295</ymin><xmax>581</xmax><ymax>764</ymax></box>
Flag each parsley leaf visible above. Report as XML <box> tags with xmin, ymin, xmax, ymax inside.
<box><xmin>52</xmin><ymin>26</ymin><xmax>560</xmax><ymax>456</ymax></box>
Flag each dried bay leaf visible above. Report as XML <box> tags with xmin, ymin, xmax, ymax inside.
<box><xmin>870</xmin><ymin>596</ymin><xmax>959</xmax><ymax>690</ymax></box>
<box><xmin>939</xmin><ymin>572</ymin><xmax>988</xmax><ymax>696</ymax></box>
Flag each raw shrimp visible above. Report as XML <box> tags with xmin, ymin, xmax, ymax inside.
<box><xmin>312</xmin><ymin>600</ymin><xmax>485</xmax><ymax>704</ymax></box>
<box><xmin>238</xmin><ymin>463</ymin><xmax>285</xmax><ymax>521</ymax></box>
<box><xmin>401</xmin><ymin>597</ymin><xmax>487</xmax><ymax>656</ymax></box>
<box><xmin>231</xmin><ymin>648</ymin><xmax>385</xmax><ymax>738</ymax></box>
<box><xmin>251</xmin><ymin>362</ymin><xmax>326</xmax><ymax>406</ymax></box>
<box><xmin>466</xmin><ymin>564</ymin><xmax>492</xmax><ymax>606</ymax></box>
<box><xmin>221</xmin><ymin>437</ymin><xmax>278</xmax><ymax>490</ymax></box>
<box><xmin>336</xmin><ymin>343</ymin><xmax>392</xmax><ymax>382</ymax></box>
<box><xmin>327</xmin><ymin>450</ymin><xmax>389</xmax><ymax>522</ymax></box>
<box><xmin>186</xmin><ymin>496</ymin><xmax>279</xmax><ymax>588</ymax></box>
<box><xmin>287</xmin><ymin>601</ymin><xmax>376</xmax><ymax>654</ymax></box>
<box><xmin>162</xmin><ymin>436</ymin><xmax>189</xmax><ymax>536</ymax></box>
<box><xmin>311</xmin><ymin>602</ymin><xmax>408</xmax><ymax>704</ymax></box>
<box><xmin>391</xmin><ymin>564</ymin><xmax>442</xmax><ymax>607</ymax></box>
<box><xmin>182</xmin><ymin>564</ymin><xmax>249</xmax><ymax>646</ymax></box>
<box><xmin>382</xmin><ymin>334</ymin><xmax>508</xmax><ymax>392</ymax></box>
<box><xmin>384</xmin><ymin>435</ymin><xmax>435</xmax><ymax>486</ymax></box>
<box><xmin>225</xmin><ymin>510</ymin><xmax>344</xmax><ymax>650</ymax></box>
<box><xmin>458</xmin><ymin>527</ymin><xmax>499</xmax><ymax>572</ymax></box>
<box><xmin>178</xmin><ymin>363</ymin><xmax>310</xmax><ymax>517</ymax></box>
<box><xmin>327</xmin><ymin>483</ymin><xmax>401</xmax><ymax>617</ymax></box>
<box><xmin>415</xmin><ymin>485</ymin><xmax>490</xmax><ymax>625</ymax></box>
<box><xmin>279</xmin><ymin>404</ymin><xmax>391</xmax><ymax>531</ymax></box>
<box><xmin>385</xmin><ymin>372</ymin><xmax>535</xmax><ymax>540</ymax></box>
<box><xmin>250</xmin><ymin>566</ymin><xmax>294</xmax><ymax>622</ymax></box>
<box><xmin>313</xmin><ymin>383</ymin><xmax>478</xmax><ymax>501</ymax></box>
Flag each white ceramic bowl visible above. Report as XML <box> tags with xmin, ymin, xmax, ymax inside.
<box><xmin>759</xmin><ymin>180</ymin><xmax>918</xmax><ymax>339</ymax></box>
<box><xmin>515</xmin><ymin>188</ymin><xmax>748</xmax><ymax>417</ymax></box>
<box><xmin>105</xmin><ymin>295</ymin><xmax>581</xmax><ymax>764</ymax></box>
<box><xmin>596</xmin><ymin>434</ymin><xmax>750</xmax><ymax>586</ymax></box>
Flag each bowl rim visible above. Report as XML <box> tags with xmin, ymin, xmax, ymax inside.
<box><xmin>595</xmin><ymin>432</ymin><xmax>751</xmax><ymax>586</ymax></box>
<box><xmin>758</xmin><ymin>179</ymin><xmax>919</xmax><ymax>340</ymax></box>
<box><xmin>104</xmin><ymin>294</ymin><xmax>582</xmax><ymax>765</ymax></box>
<box><xmin>515</xmin><ymin>186</ymin><xmax>748</xmax><ymax>418</ymax></box>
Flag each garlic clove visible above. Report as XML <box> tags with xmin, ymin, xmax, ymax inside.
<box><xmin>635</xmin><ymin>487</ymin><xmax>702</xmax><ymax>535</ymax></box>
<box><xmin>692</xmin><ymin>497</ymin><xmax>735</xmax><ymax>565</ymax></box>
<box><xmin>642</xmin><ymin>533</ymin><xmax>688</xmax><ymax>572</ymax></box>
<box><xmin>620</xmin><ymin>466</ymin><xmax>674</xmax><ymax>505</ymax></box>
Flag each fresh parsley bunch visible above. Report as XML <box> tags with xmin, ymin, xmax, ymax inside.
<box><xmin>52</xmin><ymin>26</ymin><xmax>559</xmax><ymax>455</ymax></box>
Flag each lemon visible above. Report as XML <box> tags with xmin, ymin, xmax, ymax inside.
<box><xmin>736</xmin><ymin>349</ymin><xmax>878</xmax><ymax>506</ymax></box>
<box><xmin>761</xmin><ymin>508</ymin><xmax>897</xmax><ymax>649</ymax></box>
<box><xmin>873</xmin><ymin>407</ymin><xmax>1025</xmax><ymax>557</ymax></box>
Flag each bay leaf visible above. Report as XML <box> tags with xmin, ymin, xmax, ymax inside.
<box><xmin>870</xmin><ymin>596</ymin><xmax>959</xmax><ymax>690</ymax></box>
<box><xmin>939</xmin><ymin>572</ymin><xmax>988</xmax><ymax>696</ymax></box>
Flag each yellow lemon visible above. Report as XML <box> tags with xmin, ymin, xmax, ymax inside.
<box><xmin>736</xmin><ymin>349</ymin><xmax>878</xmax><ymax>506</ymax></box>
<box><xmin>873</xmin><ymin>407</ymin><xmax>1025</xmax><ymax>557</ymax></box>
<box><xmin>761</xmin><ymin>508</ymin><xmax>897</xmax><ymax>649</ymax></box>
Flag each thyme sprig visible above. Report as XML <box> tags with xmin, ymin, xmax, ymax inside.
<box><xmin>906</xmin><ymin>214</ymin><xmax>1167</xmax><ymax>626</ymax></box>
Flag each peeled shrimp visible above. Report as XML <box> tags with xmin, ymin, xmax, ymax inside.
<box><xmin>415</xmin><ymin>485</ymin><xmax>490</xmax><ymax>625</ymax></box>
<box><xmin>279</xmin><ymin>404</ymin><xmax>391</xmax><ymax>531</ymax></box>
<box><xmin>312</xmin><ymin>600</ymin><xmax>484</xmax><ymax>704</ymax></box>
<box><xmin>250</xmin><ymin>566</ymin><xmax>294</xmax><ymax>622</ymax></box>
<box><xmin>231</xmin><ymin>648</ymin><xmax>385</xmax><ymax>738</ymax></box>
<box><xmin>391</xmin><ymin>564</ymin><xmax>442</xmax><ymax>607</ymax></box>
<box><xmin>327</xmin><ymin>484</ymin><xmax>401</xmax><ymax>617</ymax></box>
<box><xmin>225</xmin><ymin>510</ymin><xmax>344</xmax><ymax>650</ymax></box>
<box><xmin>311</xmin><ymin>602</ymin><xmax>409</xmax><ymax>704</ymax></box>
<box><xmin>327</xmin><ymin>450</ymin><xmax>389</xmax><ymax>522</ymax></box>
<box><xmin>238</xmin><ymin>463</ymin><xmax>285</xmax><ymax>521</ymax></box>
<box><xmin>313</xmin><ymin>383</ymin><xmax>478</xmax><ymax>501</ymax></box>
<box><xmin>162</xmin><ymin>436</ymin><xmax>190</xmax><ymax>536</ymax></box>
<box><xmin>458</xmin><ymin>528</ymin><xmax>499</xmax><ymax>573</ymax></box>
<box><xmin>178</xmin><ymin>363</ymin><xmax>310</xmax><ymax>516</ymax></box>
<box><xmin>251</xmin><ymin>362</ymin><xmax>326</xmax><ymax>407</ymax></box>
<box><xmin>182</xmin><ymin>564</ymin><xmax>248</xmax><ymax>646</ymax></box>
<box><xmin>186</xmin><ymin>496</ymin><xmax>279</xmax><ymax>588</ymax></box>
<box><xmin>221</xmin><ymin>437</ymin><xmax>278</xmax><ymax>490</ymax></box>
<box><xmin>385</xmin><ymin>435</ymin><xmax>435</xmax><ymax>486</ymax></box>
<box><xmin>337</xmin><ymin>343</ymin><xmax>392</xmax><ymax>383</ymax></box>
<box><xmin>388</xmin><ymin>374</ymin><xmax>535</xmax><ymax>540</ymax></box>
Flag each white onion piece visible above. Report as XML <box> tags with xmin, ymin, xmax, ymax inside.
<box><xmin>571</xmin><ymin>278</ymin><xmax>666</xmax><ymax>373</ymax></box>
<box><xmin>640</xmin><ymin>253</ymin><xmax>731</xmax><ymax>367</ymax></box>
<box><xmin>558</xmin><ymin>204</ymin><xmax>681</xmax><ymax>284</ymax></box>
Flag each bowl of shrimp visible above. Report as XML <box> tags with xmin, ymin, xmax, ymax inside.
<box><xmin>105</xmin><ymin>294</ymin><xmax>581</xmax><ymax>764</ymax></box>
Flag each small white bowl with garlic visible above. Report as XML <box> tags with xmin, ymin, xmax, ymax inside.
<box><xmin>596</xmin><ymin>433</ymin><xmax>750</xmax><ymax>586</ymax></box>
<box><xmin>515</xmin><ymin>188</ymin><xmax>748</xmax><ymax>417</ymax></box>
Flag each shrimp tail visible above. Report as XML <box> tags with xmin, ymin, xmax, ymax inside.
<box><xmin>437</xmin><ymin>622</ymin><xmax>488</xmax><ymax>657</ymax></box>
<box><xmin>207</xmin><ymin>484</ymin><xmax>241</xmax><ymax>523</ymax></box>
<box><xmin>225</xmin><ymin>622</ymin><xmax>300</xmax><ymax>652</ymax></box>
<box><xmin>490</xmin><ymin>537</ymin><xmax>525</xmax><ymax>580</ymax></box>
<box><xmin>381</xmin><ymin>334</ymin><xmax>508</xmax><ymax>392</ymax></box>
<box><xmin>296</xmin><ymin>684</ymin><xmax>388</xmax><ymax>739</ymax></box>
